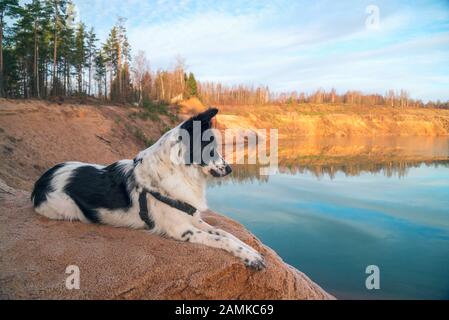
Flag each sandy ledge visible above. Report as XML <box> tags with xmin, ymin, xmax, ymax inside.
<box><xmin>0</xmin><ymin>179</ymin><xmax>334</xmax><ymax>300</ymax></box>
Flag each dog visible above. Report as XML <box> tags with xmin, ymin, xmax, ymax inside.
<box><xmin>31</xmin><ymin>108</ymin><xmax>266</xmax><ymax>270</ymax></box>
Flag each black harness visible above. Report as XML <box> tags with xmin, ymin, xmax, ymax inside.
<box><xmin>138</xmin><ymin>190</ymin><xmax>155</xmax><ymax>229</ymax></box>
<box><xmin>134</xmin><ymin>158</ymin><xmax>197</xmax><ymax>229</ymax></box>
<box><xmin>138</xmin><ymin>189</ymin><xmax>197</xmax><ymax>229</ymax></box>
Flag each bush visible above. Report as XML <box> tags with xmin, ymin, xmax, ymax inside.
<box><xmin>129</xmin><ymin>100</ymin><xmax>170</xmax><ymax>121</ymax></box>
<box><xmin>125</xmin><ymin>123</ymin><xmax>154</xmax><ymax>147</ymax></box>
<box><xmin>142</xmin><ymin>99</ymin><xmax>169</xmax><ymax>114</ymax></box>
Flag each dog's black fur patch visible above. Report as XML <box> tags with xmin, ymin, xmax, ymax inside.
<box><xmin>182</xmin><ymin>230</ymin><xmax>194</xmax><ymax>238</ymax></box>
<box><xmin>181</xmin><ymin>108</ymin><xmax>219</xmax><ymax>166</ymax></box>
<box><xmin>31</xmin><ymin>163</ymin><xmax>66</xmax><ymax>207</ymax></box>
<box><xmin>64</xmin><ymin>162</ymin><xmax>136</xmax><ymax>223</ymax></box>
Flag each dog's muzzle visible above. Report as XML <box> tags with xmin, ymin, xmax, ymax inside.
<box><xmin>210</xmin><ymin>165</ymin><xmax>232</xmax><ymax>178</ymax></box>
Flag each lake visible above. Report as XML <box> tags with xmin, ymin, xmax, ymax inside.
<box><xmin>207</xmin><ymin>136</ymin><xmax>449</xmax><ymax>299</ymax></box>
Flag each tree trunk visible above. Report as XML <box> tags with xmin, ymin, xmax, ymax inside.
<box><xmin>88</xmin><ymin>54</ymin><xmax>92</xmax><ymax>96</ymax></box>
<box><xmin>77</xmin><ymin>65</ymin><xmax>82</xmax><ymax>94</ymax></box>
<box><xmin>36</xmin><ymin>45</ymin><xmax>40</xmax><ymax>98</ymax></box>
<box><xmin>117</xmin><ymin>45</ymin><xmax>122</xmax><ymax>101</ymax></box>
<box><xmin>52</xmin><ymin>3</ymin><xmax>58</xmax><ymax>96</ymax></box>
<box><xmin>67</xmin><ymin>60</ymin><xmax>71</xmax><ymax>95</ymax></box>
<box><xmin>139</xmin><ymin>79</ymin><xmax>142</xmax><ymax>106</ymax></box>
<box><xmin>52</xmin><ymin>31</ymin><xmax>57</xmax><ymax>95</ymax></box>
<box><xmin>63</xmin><ymin>59</ymin><xmax>67</xmax><ymax>95</ymax></box>
<box><xmin>161</xmin><ymin>75</ymin><xmax>165</xmax><ymax>101</ymax></box>
<box><xmin>109</xmin><ymin>65</ymin><xmax>113</xmax><ymax>100</ymax></box>
<box><xmin>33</xmin><ymin>19</ymin><xmax>40</xmax><ymax>98</ymax></box>
<box><xmin>44</xmin><ymin>59</ymin><xmax>47</xmax><ymax>98</ymax></box>
<box><xmin>0</xmin><ymin>15</ymin><xmax>4</xmax><ymax>97</ymax></box>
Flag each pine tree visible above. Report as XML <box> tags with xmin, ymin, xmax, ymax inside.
<box><xmin>0</xmin><ymin>0</ymin><xmax>20</xmax><ymax>97</ymax></box>
<box><xmin>86</xmin><ymin>27</ymin><xmax>97</xmax><ymax>96</ymax></box>
<box><xmin>37</xmin><ymin>1</ymin><xmax>54</xmax><ymax>98</ymax></box>
<box><xmin>74</xmin><ymin>22</ymin><xmax>86</xmax><ymax>94</ymax></box>
<box><xmin>103</xmin><ymin>18</ymin><xmax>131</xmax><ymax>102</ymax></box>
<box><xmin>27</xmin><ymin>0</ymin><xmax>47</xmax><ymax>97</ymax></box>
<box><xmin>94</xmin><ymin>50</ymin><xmax>107</xmax><ymax>99</ymax></box>
<box><xmin>48</xmin><ymin>0</ymin><xmax>69</xmax><ymax>96</ymax></box>
<box><xmin>59</xmin><ymin>0</ymin><xmax>76</xmax><ymax>95</ymax></box>
<box><xmin>103</xmin><ymin>27</ymin><xmax>118</xmax><ymax>100</ymax></box>
<box><xmin>185</xmin><ymin>72</ymin><xmax>198</xmax><ymax>98</ymax></box>
<box><xmin>115</xmin><ymin>17</ymin><xmax>130</xmax><ymax>102</ymax></box>
<box><xmin>11</xmin><ymin>2</ymin><xmax>34</xmax><ymax>97</ymax></box>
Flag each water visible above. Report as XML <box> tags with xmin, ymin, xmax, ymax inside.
<box><xmin>206</xmin><ymin>137</ymin><xmax>449</xmax><ymax>299</ymax></box>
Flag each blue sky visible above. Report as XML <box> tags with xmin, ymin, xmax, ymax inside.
<box><xmin>71</xmin><ymin>0</ymin><xmax>449</xmax><ymax>101</ymax></box>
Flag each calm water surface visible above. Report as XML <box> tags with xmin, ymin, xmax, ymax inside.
<box><xmin>207</xmin><ymin>137</ymin><xmax>449</xmax><ymax>299</ymax></box>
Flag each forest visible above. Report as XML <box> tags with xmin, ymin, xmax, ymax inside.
<box><xmin>0</xmin><ymin>0</ymin><xmax>199</xmax><ymax>105</ymax></box>
<box><xmin>1</xmin><ymin>0</ymin><xmax>448</xmax><ymax>109</ymax></box>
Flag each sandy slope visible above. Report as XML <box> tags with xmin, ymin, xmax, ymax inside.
<box><xmin>215</xmin><ymin>104</ymin><xmax>449</xmax><ymax>137</ymax></box>
<box><xmin>0</xmin><ymin>99</ymin><xmax>173</xmax><ymax>190</ymax></box>
<box><xmin>0</xmin><ymin>99</ymin><xmax>332</xmax><ymax>300</ymax></box>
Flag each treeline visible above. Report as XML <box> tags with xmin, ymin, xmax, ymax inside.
<box><xmin>271</xmin><ymin>88</ymin><xmax>449</xmax><ymax>109</ymax></box>
<box><xmin>198</xmin><ymin>82</ymin><xmax>270</xmax><ymax>106</ymax></box>
<box><xmin>0</xmin><ymin>0</ymin><xmax>198</xmax><ymax>104</ymax></box>
<box><xmin>198</xmin><ymin>83</ymin><xmax>449</xmax><ymax>109</ymax></box>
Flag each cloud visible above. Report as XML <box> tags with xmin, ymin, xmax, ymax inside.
<box><xmin>74</xmin><ymin>0</ymin><xmax>449</xmax><ymax>101</ymax></box>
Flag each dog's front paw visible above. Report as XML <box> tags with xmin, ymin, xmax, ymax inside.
<box><xmin>243</xmin><ymin>252</ymin><xmax>266</xmax><ymax>271</ymax></box>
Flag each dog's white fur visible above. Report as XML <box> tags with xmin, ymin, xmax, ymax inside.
<box><xmin>33</xmin><ymin>114</ymin><xmax>266</xmax><ymax>270</ymax></box>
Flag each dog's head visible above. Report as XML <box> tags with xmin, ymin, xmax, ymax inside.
<box><xmin>173</xmin><ymin>108</ymin><xmax>232</xmax><ymax>178</ymax></box>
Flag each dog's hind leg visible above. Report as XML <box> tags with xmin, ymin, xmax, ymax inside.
<box><xmin>35</xmin><ymin>192</ymin><xmax>86</xmax><ymax>222</ymax></box>
<box><xmin>167</xmin><ymin>224</ymin><xmax>266</xmax><ymax>270</ymax></box>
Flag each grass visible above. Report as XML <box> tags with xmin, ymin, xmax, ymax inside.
<box><xmin>161</xmin><ymin>126</ymin><xmax>172</xmax><ymax>135</ymax></box>
<box><xmin>125</xmin><ymin>123</ymin><xmax>155</xmax><ymax>147</ymax></box>
<box><xmin>129</xmin><ymin>100</ymin><xmax>171</xmax><ymax>122</ymax></box>
<box><xmin>123</xmin><ymin>100</ymin><xmax>179</xmax><ymax>147</ymax></box>
<box><xmin>168</xmin><ymin>112</ymin><xmax>179</xmax><ymax>124</ymax></box>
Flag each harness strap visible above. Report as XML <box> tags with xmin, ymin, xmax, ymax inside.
<box><xmin>138</xmin><ymin>188</ymin><xmax>197</xmax><ymax>229</ymax></box>
<box><xmin>138</xmin><ymin>190</ymin><xmax>155</xmax><ymax>229</ymax></box>
<box><xmin>148</xmin><ymin>190</ymin><xmax>197</xmax><ymax>216</ymax></box>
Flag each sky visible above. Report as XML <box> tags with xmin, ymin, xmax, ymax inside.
<box><xmin>70</xmin><ymin>0</ymin><xmax>449</xmax><ymax>101</ymax></box>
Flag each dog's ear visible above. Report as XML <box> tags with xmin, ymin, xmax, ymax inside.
<box><xmin>192</xmin><ymin>108</ymin><xmax>218</xmax><ymax>122</ymax></box>
<box><xmin>181</xmin><ymin>108</ymin><xmax>219</xmax><ymax>131</ymax></box>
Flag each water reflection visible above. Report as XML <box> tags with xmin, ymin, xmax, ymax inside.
<box><xmin>215</xmin><ymin>136</ymin><xmax>449</xmax><ymax>183</ymax></box>
<box><xmin>207</xmin><ymin>136</ymin><xmax>449</xmax><ymax>299</ymax></box>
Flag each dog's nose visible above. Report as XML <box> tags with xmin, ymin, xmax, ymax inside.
<box><xmin>225</xmin><ymin>165</ymin><xmax>233</xmax><ymax>175</ymax></box>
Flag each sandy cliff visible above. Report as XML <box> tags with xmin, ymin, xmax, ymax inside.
<box><xmin>0</xmin><ymin>99</ymin><xmax>172</xmax><ymax>190</ymax></box>
<box><xmin>215</xmin><ymin>104</ymin><xmax>449</xmax><ymax>137</ymax></box>
<box><xmin>0</xmin><ymin>179</ymin><xmax>332</xmax><ymax>300</ymax></box>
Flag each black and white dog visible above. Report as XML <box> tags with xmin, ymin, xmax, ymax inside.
<box><xmin>31</xmin><ymin>108</ymin><xmax>266</xmax><ymax>270</ymax></box>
